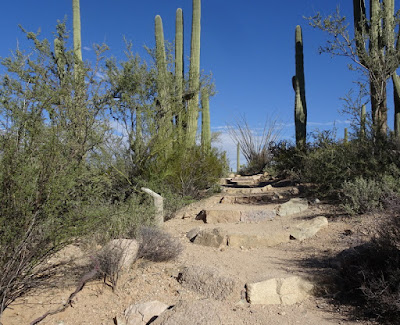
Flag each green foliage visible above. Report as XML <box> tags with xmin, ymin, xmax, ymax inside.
<box><xmin>341</xmin><ymin>177</ymin><xmax>383</xmax><ymax>214</ymax></box>
<box><xmin>272</xmin><ymin>130</ymin><xmax>400</xmax><ymax>198</ymax></box>
<box><xmin>160</xmin><ymin>145</ymin><xmax>228</xmax><ymax>198</ymax></box>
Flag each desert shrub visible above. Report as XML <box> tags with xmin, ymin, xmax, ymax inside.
<box><xmin>269</xmin><ymin>140</ymin><xmax>306</xmax><ymax>179</ymax></box>
<box><xmin>340</xmin><ymin>177</ymin><xmax>383</xmax><ymax>214</ymax></box>
<box><xmin>336</xmin><ymin>199</ymin><xmax>400</xmax><ymax>322</ymax></box>
<box><xmin>137</xmin><ymin>226</ymin><xmax>183</xmax><ymax>262</ymax></box>
<box><xmin>160</xmin><ymin>146</ymin><xmax>228</xmax><ymax>198</ymax></box>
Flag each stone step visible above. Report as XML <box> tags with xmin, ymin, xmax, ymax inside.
<box><xmin>222</xmin><ymin>184</ymin><xmax>273</xmax><ymax>194</ymax></box>
<box><xmin>188</xmin><ymin>216</ymin><xmax>328</xmax><ymax>249</ymax></box>
<box><xmin>196</xmin><ymin>207</ymin><xmax>276</xmax><ymax>224</ymax></box>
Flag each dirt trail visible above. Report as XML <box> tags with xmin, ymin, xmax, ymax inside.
<box><xmin>2</xmin><ymin>176</ymin><xmax>376</xmax><ymax>325</ymax></box>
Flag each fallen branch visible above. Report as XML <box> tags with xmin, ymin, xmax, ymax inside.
<box><xmin>30</xmin><ymin>266</ymin><xmax>99</xmax><ymax>325</ymax></box>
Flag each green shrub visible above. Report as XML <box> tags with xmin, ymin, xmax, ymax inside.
<box><xmin>341</xmin><ymin>177</ymin><xmax>383</xmax><ymax>214</ymax></box>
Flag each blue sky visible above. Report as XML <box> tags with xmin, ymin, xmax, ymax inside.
<box><xmin>0</xmin><ymin>1</ymin><xmax>397</xmax><ymax>168</ymax></box>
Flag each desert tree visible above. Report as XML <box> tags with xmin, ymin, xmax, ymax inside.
<box><xmin>307</xmin><ymin>0</ymin><xmax>400</xmax><ymax>138</ymax></box>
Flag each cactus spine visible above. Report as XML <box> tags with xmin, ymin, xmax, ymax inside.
<box><xmin>187</xmin><ymin>0</ymin><xmax>201</xmax><ymax>147</ymax></box>
<box><xmin>201</xmin><ymin>89</ymin><xmax>211</xmax><ymax>152</ymax></box>
<box><xmin>175</xmin><ymin>8</ymin><xmax>184</xmax><ymax>142</ymax></box>
<box><xmin>292</xmin><ymin>25</ymin><xmax>307</xmax><ymax>148</ymax></box>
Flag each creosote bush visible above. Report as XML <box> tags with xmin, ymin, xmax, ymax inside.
<box><xmin>137</xmin><ymin>226</ymin><xmax>183</xmax><ymax>262</ymax></box>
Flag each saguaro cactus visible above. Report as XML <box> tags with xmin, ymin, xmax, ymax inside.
<box><xmin>72</xmin><ymin>0</ymin><xmax>82</xmax><ymax>66</ymax></box>
<box><xmin>186</xmin><ymin>0</ymin><xmax>201</xmax><ymax>147</ymax></box>
<box><xmin>353</xmin><ymin>0</ymin><xmax>400</xmax><ymax>137</ymax></box>
<box><xmin>155</xmin><ymin>15</ymin><xmax>172</xmax><ymax>153</ymax></box>
<box><xmin>201</xmin><ymin>89</ymin><xmax>211</xmax><ymax>152</ymax></box>
<box><xmin>361</xmin><ymin>104</ymin><xmax>367</xmax><ymax>138</ymax></box>
<box><xmin>175</xmin><ymin>8</ymin><xmax>184</xmax><ymax>142</ymax></box>
<box><xmin>292</xmin><ymin>25</ymin><xmax>307</xmax><ymax>148</ymax></box>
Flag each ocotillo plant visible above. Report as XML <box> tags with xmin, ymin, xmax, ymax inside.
<box><xmin>186</xmin><ymin>0</ymin><xmax>201</xmax><ymax>147</ymax></box>
<box><xmin>353</xmin><ymin>0</ymin><xmax>400</xmax><ymax>137</ymax></box>
<box><xmin>201</xmin><ymin>88</ymin><xmax>211</xmax><ymax>152</ymax></box>
<box><xmin>292</xmin><ymin>25</ymin><xmax>307</xmax><ymax>149</ymax></box>
<box><xmin>175</xmin><ymin>8</ymin><xmax>184</xmax><ymax>142</ymax></box>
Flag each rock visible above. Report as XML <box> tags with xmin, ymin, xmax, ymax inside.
<box><xmin>199</xmin><ymin>209</ymin><xmax>241</xmax><ymax>224</ymax></box>
<box><xmin>240</xmin><ymin>209</ymin><xmax>275</xmax><ymax>222</ymax></box>
<box><xmin>102</xmin><ymin>239</ymin><xmax>139</xmax><ymax>271</ymax></box>
<box><xmin>246</xmin><ymin>276</ymin><xmax>314</xmax><ymax>305</ymax></box>
<box><xmin>273</xmin><ymin>192</ymin><xmax>284</xmax><ymax>200</ymax></box>
<box><xmin>289</xmin><ymin>187</ymin><xmax>300</xmax><ymax>195</ymax></box>
<box><xmin>198</xmin><ymin>209</ymin><xmax>275</xmax><ymax>224</ymax></box>
<box><xmin>192</xmin><ymin>228</ymin><xmax>227</xmax><ymax>248</ymax></box>
<box><xmin>314</xmin><ymin>198</ymin><xmax>321</xmax><ymax>204</ymax></box>
<box><xmin>124</xmin><ymin>301</ymin><xmax>169</xmax><ymax>325</ymax></box>
<box><xmin>186</xmin><ymin>228</ymin><xmax>201</xmax><ymax>242</ymax></box>
<box><xmin>290</xmin><ymin>217</ymin><xmax>328</xmax><ymax>241</ymax></box>
<box><xmin>277</xmin><ymin>198</ymin><xmax>309</xmax><ymax>216</ymax></box>
<box><xmin>151</xmin><ymin>300</ymin><xmax>232</xmax><ymax>325</ymax></box>
<box><xmin>177</xmin><ymin>265</ymin><xmax>240</xmax><ymax>301</ymax></box>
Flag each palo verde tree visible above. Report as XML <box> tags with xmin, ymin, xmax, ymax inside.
<box><xmin>307</xmin><ymin>0</ymin><xmax>400</xmax><ymax>139</ymax></box>
<box><xmin>0</xmin><ymin>21</ymin><xmax>110</xmax><ymax>319</ymax></box>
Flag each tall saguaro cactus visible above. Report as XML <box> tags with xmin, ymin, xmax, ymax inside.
<box><xmin>187</xmin><ymin>0</ymin><xmax>201</xmax><ymax>147</ymax></box>
<box><xmin>175</xmin><ymin>8</ymin><xmax>184</xmax><ymax>142</ymax></box>
<box><xmin>353</xmin><ymin>0</ymin><xmax>400</xmax><ymax>137</ymax></box>
<box><xmin>155</xmin><ymin>15</ymin><xmax>172</xmax><ymax>154</ymax></box>
<box><xmin>72</xmin><ymin>0</ymin><xmax>82</xmax><ymax>66</ymax></box>
<box><xmin>201</xmin><ymin>89</ymin><xmax>211</xmax><ymax>152</ymax></box>
<box><xmin>292</xmin><ymin>25</ymin><xmax>307</xmax><ymax>148</ymax></box>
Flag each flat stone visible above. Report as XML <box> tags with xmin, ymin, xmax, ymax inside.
<box><xmin>277</xmin><ymin>198</ymin><xmax>309</xmax><ymax>216</ymax></box>
<box><xmin>124</xmin><ymin>300</ymin><xmax>169</xmax><ymax>325</ymax></box>
<box><xmin>186</xmin><ymin>228</ymin><xmax>201</xmax><ymax>242</ymax></box>
<box><xmin>199</xmin><ymin>209</ymin><xmax>275</xmax><ymax>224</ymax></box>
<box><xmin>240</xmin><ymin>209</ymin><xmax>276</xmax><ymax>222</ymax></box>
<box><xmin>246</xmin><ymin>276</ymin><xmax>314</xmax><ymax>305</ymax></box>
<box><xmin>192</xmin><ymin>228</ymin><xmax>227</xmax><ymax>248</ymax></box>
<box><xmin>177</xmin><ymin>266</ymin><xmax>240</xmax><ymax>301</ymax></box>
<box><xmin>290</xmin><ymin>216</ymin><xmax>328</xmax><ymax>241</ymax></box>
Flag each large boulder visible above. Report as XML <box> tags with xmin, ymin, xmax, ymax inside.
<box><xmin>246</xmin><ymin>276</ymin><xmax>314</xmax><ymax>305</ymax></box>
<box><xmin>290</xmin><ymin>216</ymin><xmax>329</xmax><ymax>241</ymax></box>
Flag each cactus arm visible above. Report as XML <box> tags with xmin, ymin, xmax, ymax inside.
<box><xmin>393</xmin><ymin>73</ymin><xmax>400</xmax><ymax>138</ymax></box>
<box><xmin>201</xmin><ymin>88</ymin><xmax>211</xmax><ymax>152</ymax></box>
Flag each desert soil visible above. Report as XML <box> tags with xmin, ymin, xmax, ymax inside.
<box><xmin>1</xmin><ymin>177</ymin><xmax>380</xmax><ymax>325</ymax></box>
